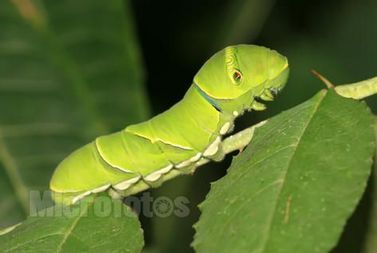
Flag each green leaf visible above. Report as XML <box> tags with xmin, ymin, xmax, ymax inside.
<box><xmin>0</xmin><ymin>0</ymin><xmax>149</xmax><ymax>228</ymax></box>
<box><xmin>193</xmin><ymin>90</ymin><xmax>375</xmax><ymax>253</ymax></box>
<box><xmin>0</xmin><ymin>196</ymin><xmax>144</xmax><ymax>253</ymax></box>
<box><xmin>363</xmin><ymin>120</ymin><xmax>377</xmax><ymax>253</ymax></box>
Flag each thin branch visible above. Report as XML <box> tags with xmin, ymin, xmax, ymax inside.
<box><xmin>311</xmin><ymin>70</ymin><xmax>335</xmax><ymax>89</ymax></box>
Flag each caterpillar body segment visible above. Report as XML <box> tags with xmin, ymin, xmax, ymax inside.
<box><xmin>50</xmin><ymin>45</ymin><xmax>289</xmax><ymax>205</ymax></box>
<box><xmin>126</xmin><ymin>85</ymin><xmax>222</xmax><ymax>154</ymax></box>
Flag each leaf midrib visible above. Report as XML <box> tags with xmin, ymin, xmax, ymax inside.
<box><xmin>0</xmin><ymin>131</ymin><xmax>29</xmax><ymax>215</ymax></box>
<box><xmin>257</xmin><ymin>91</ymin><xmax>327</xmax><ymax>253</ymax></box>
<box><xmin>3</xmin><ymin>201</ymin><xmax>93</xmax><ymax>252</ymax></box>
<box><xmin>54</xmin><ymin>203</ymin><xmax>91</xmax><ymax>253</ymax></box>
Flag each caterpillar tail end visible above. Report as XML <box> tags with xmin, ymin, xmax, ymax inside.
<box><xmin>49</xmin><ymin>142</ymin><xmax>115</xmax><ymax>205</ymax></box>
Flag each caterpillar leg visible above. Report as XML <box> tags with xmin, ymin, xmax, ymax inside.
<box><xmin>109</xmin><ymin>169</ymin><xmax>185</xmax><ymax>198</ymax></box>
<box><xmin>112</xmin><ymin>121</ymin><xmax>267</xmax><ymax>198</ymax></box>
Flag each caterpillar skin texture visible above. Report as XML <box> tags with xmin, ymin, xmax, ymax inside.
<box><xmin>50</xmin><ymin>45</ymin><xmax>289</xmax><ymax>205</ymax></box>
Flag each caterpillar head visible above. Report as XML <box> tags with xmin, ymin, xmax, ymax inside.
<box><xmin>194</xmin><ymin>44</ymin><xmax>289</xmax><ymax>111</ymax></box>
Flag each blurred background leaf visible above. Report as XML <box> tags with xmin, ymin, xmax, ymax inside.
<box><xmin>0</xmin><ymin>0</ymin><xmax>149</xmax><ymax>229</ymax></box>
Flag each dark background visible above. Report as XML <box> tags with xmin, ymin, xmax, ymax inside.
<box><xmin>130</xmin><ymin>0</ymin><xmax>377</xmax><ymax>252</ymax></box>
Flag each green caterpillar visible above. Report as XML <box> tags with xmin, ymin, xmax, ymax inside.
<box><xmin>50</xmin><ymin>45</ymin><xmax>289</xmax><ymax>205</ymax></box>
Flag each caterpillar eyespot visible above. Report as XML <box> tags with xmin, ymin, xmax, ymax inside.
<box><xmin>49</xmin><ymin>44</ymin><xmax>289</xmax><ymax>205</ymax></box>
<box><xmin>232</xmin><ymin>70</ymin><xmax>243</xmax><ymax>84</ymax></box>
